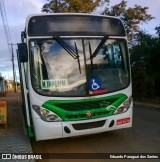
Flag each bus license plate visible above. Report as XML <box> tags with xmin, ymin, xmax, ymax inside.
<box><xmin>117</xmin><ymin>118</ymin><xmax>130</xmax><ymax>125</ymax></box>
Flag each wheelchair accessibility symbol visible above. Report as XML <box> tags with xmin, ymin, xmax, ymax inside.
<box><xmin>90</xmin><ymin>78</ymin><xmax>101</xmax><ymax>91</ymax></box>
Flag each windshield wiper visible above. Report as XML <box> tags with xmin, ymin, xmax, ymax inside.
<box><xmin>54</xmin><ymin>36</ymin><xmax>81</xmax><ymax>74</ymax></box>
<box><xmin>90</xmin><ymin>36</ymin><xmax>108</xmax><ymax>59</ymax></box>
<box><xmin>88</xmin><ymin>42</ymin><xmax>93</xmax><ymax>72</ymax></box>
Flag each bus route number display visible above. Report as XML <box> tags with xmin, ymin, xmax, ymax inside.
<box><xmin>41</xmin><ymin>79</ymin><xmax>68</xmax><ymax>89</ymax></box>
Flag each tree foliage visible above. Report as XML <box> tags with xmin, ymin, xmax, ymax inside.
<box><xmin>155</xmin><ymin>24</ymin><xmax>160</xmax><ymax>37</ymax></box>
<box><xmin>42</xmin><ymin>0</ymin><xmax>108</xmax><ymax>13</ymax></box>
<box><xmin>102</xmin><ymin>0</ymin><xmax>154</xmax><ymax>43</ymax></box>
<box><xmin>131</xmin><ymin>30</ymin><xmax>160</xmax><ymax>98</ymax></box>
<box><xmin>42</xmin><ymin>0</ymin><xmax>153</xmax><ymax>45</ymax></box>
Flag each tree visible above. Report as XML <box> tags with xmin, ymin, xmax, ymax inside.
<box><xmin>42</xmin><ymin>0</ymin><xmax>109</xmax><ymax>13</ymax></box>
<box><xmin>130</xmin><ymin>31</ymin><xmax>152</xmax><ymax>98</ymax></box>
<box><xmin>42</xmin><ymin>0</ymin><xmax>153</xmax><ymax>45</ymax></box>
<box><xmin>155</xmin><ymin>24</ymin><xmax>160</xmax><ymax>38</ymax></box>
<box><xmin>131</xmin><ymin>30</ymin><xmax>160</xmax><ymax>98</ymax></box>
<box><xmin>101</xmin><ymin>0</ymin><xmax>154</xmax><ymax>44</ymax></box>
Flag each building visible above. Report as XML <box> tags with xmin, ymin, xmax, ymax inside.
<box><xmin>0</xmin><ymin>76</ymin><xmax>7</xmax><ymax>96</ymax></box>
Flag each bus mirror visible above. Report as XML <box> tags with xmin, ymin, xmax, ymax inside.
<box><xmin>18</xmin><ymin>43</ymin><xmax>28</xmax><ymax>62</ymax></box>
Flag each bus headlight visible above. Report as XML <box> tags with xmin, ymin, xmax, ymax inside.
<box><xmin>114</xmin><ymin>97</ymin><xmax>132</xmax><ymax>114</ymax></box>
<box><xmin>33</xmin><ymin>105</ymin><xmax>62</xmax><ymax>122</ymax></box>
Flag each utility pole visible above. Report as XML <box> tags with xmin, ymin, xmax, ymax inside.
<box><xmin>9</xmin><ymin>43</ymin><xmax>17</xmax><ymax>93</ymax></box>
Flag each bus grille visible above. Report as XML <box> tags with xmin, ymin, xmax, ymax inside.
<box><xmin>54</xmin><ymin>99</ymin><xmax>116</xmax><ymax>111</ymax></box>
<box><xmin>42</xmin><ymin>93</ymin><xmax>128</xmax><ymax>121</ymax></box>
<box><xmin>72</xmin><ymin>120</ymin><xmax>106</xmax><ymax>130</ymax></box>
<box><xmin>66</xmin><ymin>111</ymin><xmax>110</xmax><ymax>119</ymax></box>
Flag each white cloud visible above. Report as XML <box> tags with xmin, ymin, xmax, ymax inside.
<box><xmin>26</xmin><ymin>0</ymin><xmax>45</xmax><ymax>10</ymax></box>
<box><xmin>3</xmin><ymin>0</ymin><xmax>45</xmax><ymax>25</ymax></box>
<box><xmin>0</xmin><ymin>0</ymin><xmax>45</xmax><ymax>77</ymax></box>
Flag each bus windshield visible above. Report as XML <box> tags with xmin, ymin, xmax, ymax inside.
<box><xmin>30</xmin><ymin>38</ymin><xmax>129</xmax><ymax>97</ymax></box>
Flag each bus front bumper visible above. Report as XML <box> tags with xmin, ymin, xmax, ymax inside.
<box><xmin>33</xmin><ymin>107</ymin><xmax>132</xmax><ymax>141</ymax></box>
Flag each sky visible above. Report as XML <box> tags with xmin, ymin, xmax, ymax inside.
<box><xmin>0</xmin><ymin>0</ymin><xmax>159</xmax><ymax>81</ymax></box>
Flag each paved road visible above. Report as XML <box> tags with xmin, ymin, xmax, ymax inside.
<box><xmin>31</xmin><ymin>104</ymin><xmax>160</xmax><ymax>162</ymax></box>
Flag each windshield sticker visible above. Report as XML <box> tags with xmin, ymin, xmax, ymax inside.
<box><xmin>41</xmin><ymin>79</ymin><xmax>68</xmax><ymax>89</ymax></box>
<box><xmin>89</xmin><ymin>78</ymin><xmax>102</xmax><ymax>91</ymax></box>
<box><xmin>89</xmin><ymin>78</ymin><xmax>108</xmax><ymax>94</ymax></box>
<box><xmin>89</xmin><ymin>89</ymin><xmax>108</xmax><ymax>95</ymax></box>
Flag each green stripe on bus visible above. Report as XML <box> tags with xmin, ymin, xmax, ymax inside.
<box><xmin>42</xmin><ymin>93</ymin><xmax>127</xmax><ymax>121</ymax></box>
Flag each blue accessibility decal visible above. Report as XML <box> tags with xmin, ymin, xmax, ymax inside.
<box><xmin>89</xmin><ymin>78</ymin><xmax>102</xmax><ymax>91</ymax></box>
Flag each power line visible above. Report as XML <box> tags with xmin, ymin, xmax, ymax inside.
<box><xmin>0</xmin><ymin>0</ymin><xmax>12</xmax><ymax>55</ymax></box>
<box><xmin>0</xmin><ymin>0</ymin><xmax>17</xmax><ymax>92</ymax></box>
<box><xmin>1</xmin><ymin>0</ymin><xmax>11</xmax><ymax>40</ymax></box>
<box><xmin>0</xmin><ymin>0</ymin><xmax>11</xmax><ymax>56</ymax></box>
<box><xmin>0</xmin><ymin>0</ymin><xmax>11</xmax><ymax>41</ymax></box>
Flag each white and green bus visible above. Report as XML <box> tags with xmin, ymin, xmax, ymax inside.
<box><xmin>17</xmin><ymin>13</ymin><xmax>132</xmax><ymax>141</ymax></box>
